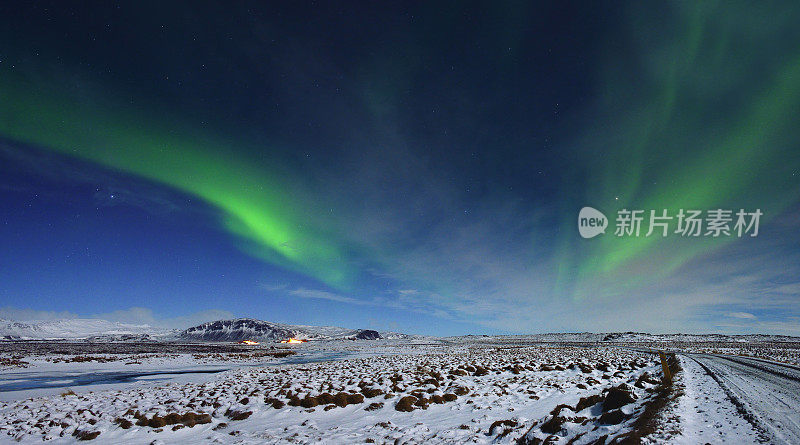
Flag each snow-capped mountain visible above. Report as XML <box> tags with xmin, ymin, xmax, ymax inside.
<box><xmin>180</xmin><ymin>318</ymin><xmax>390</xmax><ymax>342</ymax></box>
<box><xmin>0</xmin><ymin>318</ymin><xmax>174</xmax><ymax>341</ymax></box>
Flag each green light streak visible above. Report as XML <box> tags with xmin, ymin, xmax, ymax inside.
<box><xmin>562</xmin><ymin>2</ymin><xmax>800</xmax><ymax>298</ymax></box>
<box><xmin>0</xmin><ymin>73</ymin><xmax>351</xmax><ymax>287</ymax></box>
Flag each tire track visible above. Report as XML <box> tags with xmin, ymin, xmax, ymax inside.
<box><xmin>687</xmin><ymin>354</ymin><xmax>800</xmax><ymax>444</ymax></box>
<box><xmin>687</xmin><ymin>356</ymin><xmax>771</xmax><ymax>443</ymax></box>
<box><xmin>711</xmin><ymin>355</ymin><xmax>800</xmax><ymax>383</ymax></box>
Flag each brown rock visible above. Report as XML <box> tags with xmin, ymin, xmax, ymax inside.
<box><xmin>395</xmin><ymin>396</ymin><xmax>417</xmax><ymax>412</ymax></box>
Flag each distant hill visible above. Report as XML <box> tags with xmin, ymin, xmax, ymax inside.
<box><xmin>0</xmin><ymin>317</ymin><xmax>404</xmax><ymax>342</ymax></box>
<box><xmin>5</xmin><ymin>318</ymin><xmax>792</xmax><ymax>344</ymax></box>
<box><xmin>179</xmin><ymin>318</ymin><xmax>403</xmax><ymax>342</ymax></box>
<box><xmin>0</xmin><ymin>318</ymin><xmax>174</xmax><ymax>341</ymax></box>
<box><xmin>445</xmin><ymin>331</ymin><xmax>800</xmax><ymax>343</ymax></box>
<box><xmin>597</xmin><ymin>332</ymin><xmax>800</xmax><ymax>343</ymax></box>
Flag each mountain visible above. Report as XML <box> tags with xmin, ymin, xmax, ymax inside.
<box><xmin>180</xmin><ymin>318</ymin><xmax>393</xmax><ymax>342</ymax></box>
<box><xmin>0</xmin><ymin>317</ymin><xmax>403</xmax><ymax>342</ymax></box>
<box><xmin>3</xmin><ymin>318</ymin><xmax>795</xmax><ymax>343</ymax></box>
<box><xmin>0</xmin><ymin>318</ymin><xmax>174</xmax><ymax>341</ymax></box>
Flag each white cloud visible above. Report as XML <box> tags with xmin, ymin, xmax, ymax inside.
<box><xmin>727</xmin><ymin>312</ymin><xmax>757</xmax><ymax>319</ymax></box>
<box><xmin>287</xmin><ymin>288</ymin><xmax>365</xmax><ymax>305</ymax></box>
<box><xmin>264</xmin><ymin>284</ymin><xmax>460</xmax><ymax>322</ymax></box>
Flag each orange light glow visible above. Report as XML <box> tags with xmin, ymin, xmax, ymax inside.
<box><xmin>240</xmin><ymin>340</ymin><xmax>259</xmax><ymax>345</ymax></box>
<box><xmin>280</xmin><ymin>338</ymin><xmax>305</xmax><ymax>344</ymax></box>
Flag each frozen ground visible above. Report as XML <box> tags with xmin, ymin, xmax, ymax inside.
<box><xmin>0</xmin><ymin>344</ymin><xmax>362</xmax><ymax>402</ymax></box>
<box><xmin>0</xmin><ymin>339</ymin><xmax>797</xmax><ymax>444</ymax></box>
<box><xmin>676</xmin><ymin>344</ymin><xmax>800</xmax><ymax>367</ymax></box>
<box><xmin>0</xmin><ymin>343</ymin><xmax>666</xmax><ymax>444</ymax></box>
<box><xmin>684</xmin><ymin>354</ymin><xmax>800</xmax><ymax>443</ymax></box>
<box><xmin>652</xmin><ymin>356</ymin><xmax>762</xmax><ymax>444</ymax></box>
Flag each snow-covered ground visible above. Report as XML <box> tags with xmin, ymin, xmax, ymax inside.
<box><xmin>684</xmin><ymin>354</ymin><xmax>800</xmax><ymax>443</ymax></box>
<box><xmin>0</xmin><ymin>350</ymin><xmax>346</xmax><ymax>402</ymax></box>
<box><xmin>0</xmin><ymin>343</ymin><xmax>665</xmax><ymax>444</ymax></box>
<box><xmin>1</xmin><ymin>339</ymin><xmax>797</xmax><ymax>444</ymax></box>
<box><xmin>672</xmin><ymin>344</ymin><xmax>800</xmax><ymax>367</ymax></box>
<box><xmin>652</xmin><ymin>356</ymin><xmax>762</xmax><ymax>444</ymax></box>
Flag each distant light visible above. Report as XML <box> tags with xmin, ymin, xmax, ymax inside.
<box><xmin>281</xmin><ymin>338</ymin><xmax>305</xmax><ymax>344</ymax></box>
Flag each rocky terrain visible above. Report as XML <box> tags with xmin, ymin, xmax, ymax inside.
<box><xmin>0</xmin><ymin>343</ymin><xmax>671</xmax><ymax>444</ymax></box>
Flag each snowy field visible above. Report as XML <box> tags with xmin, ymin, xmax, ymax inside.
<box><xmin>1</xmin><ymin>339</ymin><xmax>797</xmax><ymax>444</ymax></box>
<box><xmin>0</xmin><ymin>342</ymin><xmax>389</xmax><ymax>402</ymax></box>
<box><xmin>0</xmin><ymin>342</ymin><xmax>675</xmax><ymax>444</ymax></box>
<box><xmin>672</xmin><ymin>343</ymin><xmax>800</xmax><ymax>367</ymax></box>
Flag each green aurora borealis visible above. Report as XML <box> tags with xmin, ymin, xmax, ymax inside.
<box><xmin>556</xmin><ymin>2</ymin><xmax>800</xmax><ymax>300</ymax></box>
<box><xmin>0</xmin><ymin>74</ymin><xmax>355</xmax><ymax>288</ymax></box>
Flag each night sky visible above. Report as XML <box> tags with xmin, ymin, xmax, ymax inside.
<box><xmin>2</xmin><ymin>2</ymin><xmax>800</xmax><ymax>335</ymax></box>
